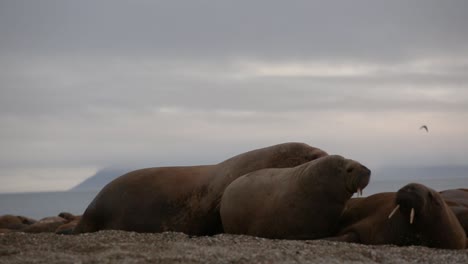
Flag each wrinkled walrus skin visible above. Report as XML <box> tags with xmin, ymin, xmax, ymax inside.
<box><xmin>440</xmin><ymin>188</ymin><xmax>468</xmax><ymax>236</ymax></box>
<box><xmin>74</xmin><ymin>142</ymin><xmax>328</xmax><ymax>235</ymax></box>
<box><xmin>326</xmin><ymin>183</ymin><xmax>466</xmax><ymax>249</ymax></box>
<box><xmin>220</xmin><ymin>155</ymin><xmax>371</xmax><ymax>239</ymax></box>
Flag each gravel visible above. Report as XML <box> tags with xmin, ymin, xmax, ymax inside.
<box><xmin>1</xmin><ymin>231</ymin><xmax>467</xmax><ymax>264</ymax></box>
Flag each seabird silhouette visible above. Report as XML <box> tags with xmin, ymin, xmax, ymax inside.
<box><xmin>420</xmin><ymin>125</ymin><xmax>428</xmax><ymax>132</ymax></box>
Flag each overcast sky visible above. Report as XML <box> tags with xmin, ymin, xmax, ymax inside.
<box><xmin>1</xmin><ymin>1</ymin><xmax>468</xmax><ymax>192</ymax></box>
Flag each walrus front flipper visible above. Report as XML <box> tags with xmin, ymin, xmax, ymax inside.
<box><xmin>322</xmin><ymin>232</ymin><xmax>360</xmax><ymax>243</ymax></box>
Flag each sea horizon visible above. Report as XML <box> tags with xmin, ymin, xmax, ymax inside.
<box><xmin>1</xmin><ymin>176</ymin><xmax>467</xmax><ymax>220</ymax></box>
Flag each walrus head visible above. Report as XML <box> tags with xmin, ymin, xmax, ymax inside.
<box><xmin>343</xmin><ymin>159</ymin><xmax>371</xmax><ymax>197</ymax></box>
<box><xmin>389</xmin><ymin>183</ymin><xmax>442</xmax><ymax>224</ymax></box>
<box><xmin>297</xmin><ymin>155</ymin><xmax>370</xmax><ymax>202</ymax></box>
<box><xmin>17</xmin><ymin>216</ymin><xmax>37</xmax><ymax>225</ymax></box>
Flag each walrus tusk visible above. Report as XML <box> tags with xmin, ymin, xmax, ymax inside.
<box><xmin>388</xmin><ymin>204</ymin><xmax>400</xmax><ymax>219</ymax></box>
<box><xmin>357</xmin><ymin>188</ymin><xmax>362</xmax><ymax>197</ymax></box>
<box><xmin>410</xmin><ymin>208</ymin><xmax>415</xmax><ymax>224</ymax></box>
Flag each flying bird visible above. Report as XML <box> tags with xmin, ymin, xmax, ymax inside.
<box><xmin>419</xmin><ymin>125</ymin><xmax>428</xmax><ymax>132</ymax></box>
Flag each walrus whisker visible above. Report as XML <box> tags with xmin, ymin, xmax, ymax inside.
<box><xmin>410</xmin><ymin>208</ymin><xmax>415</xmax><ymax>224</ymax></box>
<box><xmin>388</xmin><ymin>204</ymin><xmax>400</xmax><ymax>219</ymax></box>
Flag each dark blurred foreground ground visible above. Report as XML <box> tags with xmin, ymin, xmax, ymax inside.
<box><xmin>1</xmin><ymin>230</ymin><xmax>467</xmax><ymax>264</ymax></box>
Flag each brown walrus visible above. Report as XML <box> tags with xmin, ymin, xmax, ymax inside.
<box><xmin>55</xmin><ymin>213</ymin><xmax>81</xmax><ymax>234</ymax></box>
<box><xmin>326</xmin><ymin>183</ymin><xmax>466</xmax><ymax>249</ymax></box>
<box><xmin>74</xmin><ymin>142</ymin><xmax>328</xmax><ymax>235</ymax></box>
<box><xmin>220</xmin><ymin>155</ymin><xmax>371</xmax><ymax>239</ymax></box>
<box><xmin>325</xmin><ymin>192</ymin><xmax>413</xmax><ymax>245</ymax></box>
<box><xmin>22</xmin><ymin>216</ymin><xmax>67</xmax><ymax>233</ymax></box>
<box><xmin>0</xmin><ymin>215</ymin><xmax>36</xmax><ymax>230</ymax></box>
<box><xmin>3</xmin><ymin>212</ymin><xmax>80</xmax><ymax>234</ymax></box>
<box><xmin>440</xmin><ymin>188</ymin><xmax>468</xmax><ymax>236</ymax></box>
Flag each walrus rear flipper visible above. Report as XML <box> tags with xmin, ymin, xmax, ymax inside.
<box><xmin>323</xmin><ymin>232</ymin><xmax>360</xmax><ymax>243</ymax></box>
<box><xmin>72</xmin><ymin>219</ymin><xmax>93</xmax><ymax>234</ymax></box>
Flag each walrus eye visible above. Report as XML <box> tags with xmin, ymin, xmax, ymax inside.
<box><xmin>347</xmin><ymin>167</ymin><xmax>354</xmax><ymax>173</ymax></box>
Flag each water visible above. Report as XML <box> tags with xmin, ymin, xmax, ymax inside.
<box><xmin>0</xmin><ymin>191</ymin><xmax>98</xmax><ymax>219</ymax></box>
<box><xmin>362</xmin><ymin>177</ymin><xmax>468</xmax><ymax>197</ymax></box>
<box><xmin>0</xmin><ymin>177</ymin><xmax>467</xmax><ymax>220</ymax></box>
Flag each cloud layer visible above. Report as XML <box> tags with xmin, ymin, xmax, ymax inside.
<box><xmin>1</xmin><ymin>1</ymin><xmax>468</xmax><ymax>192</ymax></box>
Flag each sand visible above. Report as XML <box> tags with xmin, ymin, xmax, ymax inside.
<box><xmin>1</xmin><ymin>231</ymin><xmax>467</xmax><ymax>264</ymax></box>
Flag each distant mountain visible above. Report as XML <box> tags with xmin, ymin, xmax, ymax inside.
<box><xmin>70</xmin><ymin>167</ymin><xmax>134</xmax><ymax>191</ymax></box>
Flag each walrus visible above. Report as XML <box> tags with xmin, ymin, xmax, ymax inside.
<box><xmin>220</xmin><ymin>155</ymin><xmax>371</xmax><ymax>239</ymax></box>
<box><xmin>15</xmin><ymin>212</ymin><xmax>81</xmax><ymax>234</ymax></box>
<box><xmin>22</xmin><ymin>216</ymin><xmax>67</xmax><ymax>233</ymax></box>
<box><xmin>326</xmin><ymin>183</ymin><xmax>466</xmax><ymax>249</ymax></box>
<box><xmin>0</xmin><ymin>228</ymin><xmax>15</xmax><ymax>233</ymax></box>
<box><xmin>0</xmin><ymin>215</ymin><xmax>36</xmax><ymax>230</ymax></box>
<box><xmin>58</xmin><ymin>212</ymin><xmax>78</xmax><ymax>222</ymax></box>
<box><xmin>440</xmin><ymin>188</ymin><xmax>468</xmax><ymax>235</ymax></box>
<box><xmin>56</xmin><ymin>213</ymin><xmax>81</xmax><ymax>234</ymax></box>
<box><xmin>74</xmin><ymin>142</ymin><xmax>328</xmax><ymax>235</ymax></box>
<box><xmin>325</xmin><ymin>192</ymin><xmax>414</xmax><ymax>245</ymax></box>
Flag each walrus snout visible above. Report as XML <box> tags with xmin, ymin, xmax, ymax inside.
<box><xmin>345</xmin><ymin>161</ymin><xmax>371</xmax><ymax>196</ymax></box>
<box><xmin>390</xmin><ymin>183</ymin><xmax>427</xmax><ymax>224</ymax></box>
<box><xmin>396</xmin><ymin>183</ymin><xmax>426</xmax><ymax>209</ymax></box>
<box><xmin>357</xmin><ymin>166</ymin><xmax>371</xmax><ymax>195</ymax></box>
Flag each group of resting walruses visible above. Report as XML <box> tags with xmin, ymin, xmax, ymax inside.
<box><xmin>1</xmin><ymin>142</ymin><xmax>468</xmax><ymax>250</ymax></box>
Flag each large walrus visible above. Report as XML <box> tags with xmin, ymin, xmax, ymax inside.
<box><xmin>74</xmin><ymin>142</ymin><xmax>328</xmax><ymax>235</ymax></box>
<box><xmin>220</xmin><ymin>155</ymin><xmax>371</xmax><ymax>239</ymax></box>
<box><xmin>326</xmin><ymin>183</ymin><xmax>466</xmax><ymax>249</ymax></box>
<box><xmin>440</xmin><ymin>188</ymin><xmax>468</xmax><ymax>235</ymax></box>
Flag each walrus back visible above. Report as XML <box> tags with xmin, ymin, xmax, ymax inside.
<box><xmin>74</xmin><ymin>165</ymin><xmax>215</xmax><ymax>234</ymax></box>
<box><xmin>217</xmin><ymin>142</ymin><xmax>327</xmax><ymax>177</ymax></box>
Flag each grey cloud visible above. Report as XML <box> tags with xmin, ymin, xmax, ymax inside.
<box><xmin>1</xmin><ymin>1</ymin><xmax>468</xmax><ymax>61</ymax></box>
<box><xmin>1</xmin><ymin>1</ymin><xmax>468</xmax><ymax>191</ymax></box>
<box><xmin>1</xmin><ymin>56</ymin><xmax>467</xmax><ymax>119</ymax></box>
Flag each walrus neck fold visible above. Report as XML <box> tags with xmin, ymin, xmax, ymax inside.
<box><xmin>296</xmin><ymin>156</ymin><xmax>343</xmax><ymax>199</ymax></box>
